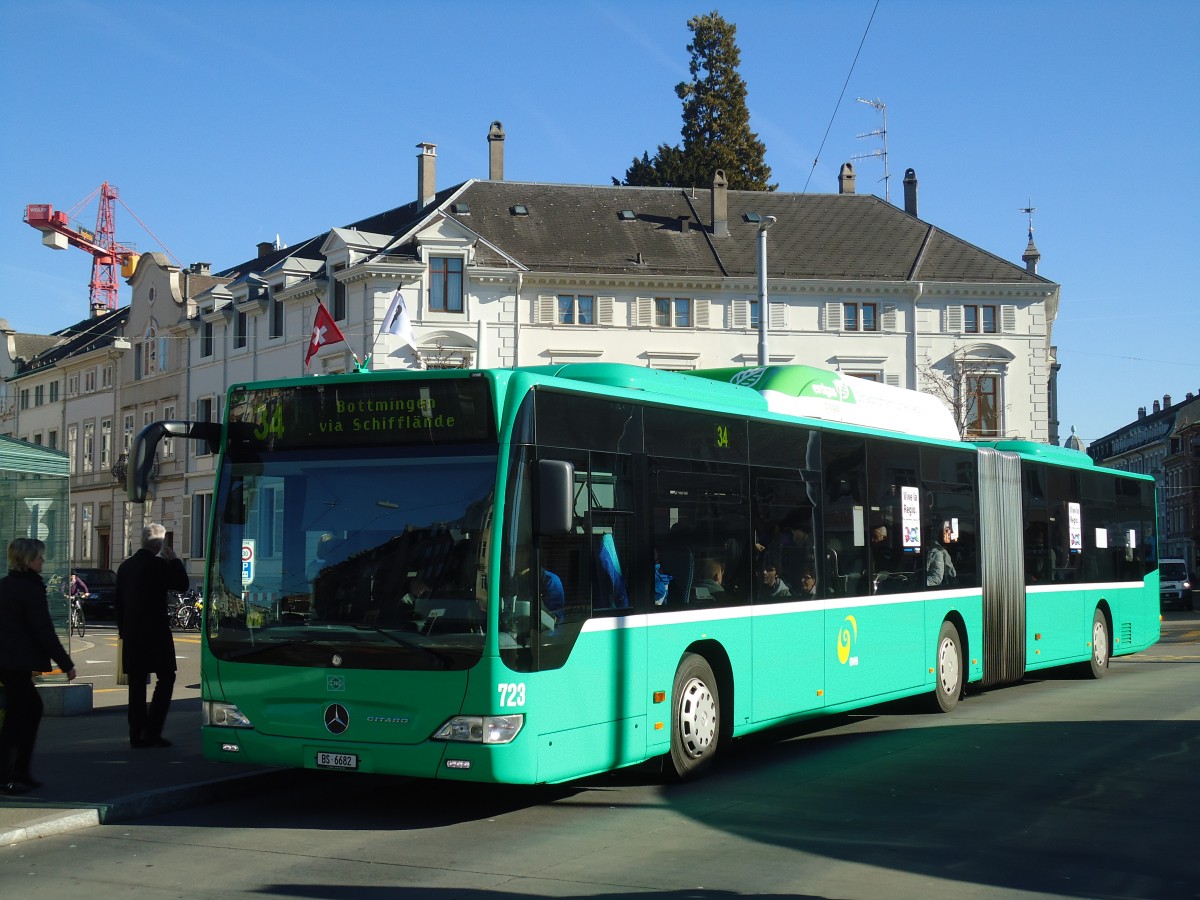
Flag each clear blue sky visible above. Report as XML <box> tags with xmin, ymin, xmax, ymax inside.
<box><xmin>2</xmin><ymin>0</ymin><xmax>1197</xmax><ymax>445</ymax></box>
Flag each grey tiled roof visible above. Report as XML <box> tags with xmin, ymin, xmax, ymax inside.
<box><xmin>439</xmin><ymin>181</ymin><xmax>1053</xmax><ymax>285</ymax></box>
<box><xmin>9</xmin><ymin>310</ymin><xmax>128</xmax><ymax>378</ymax></box>
<box><xmin>216</xmin><ymin>179</ymin><xmax>1051</xmax><ymax>289</ymax></box>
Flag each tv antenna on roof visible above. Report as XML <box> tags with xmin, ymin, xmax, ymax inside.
<box><xmin>852</xmin><ymin>97</ymin><xmax>890</xmax><ymax>202</ymax></box>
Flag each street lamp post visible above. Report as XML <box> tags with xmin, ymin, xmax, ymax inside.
<box><xmin>756</xmin><ymin>215</ymin><xmax>777</xmax><ymax>367</ymax></box>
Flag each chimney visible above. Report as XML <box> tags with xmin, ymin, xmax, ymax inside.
<box><xmin>189</xmin><ymin>262</ymin><xmax>211</xmax><ymax>275</ymax></box>
<box><xmin>1164</xmin><ymin>394</ymin><xmax>1172</xmax><ymax>408</ymax></box>
<box><xmin>488</xmin><ymin>121</ymin><xmax>505</xmax><ymax>181</ymax></box>
<box><xmin>1153</xmin><ymin>400</ymin><xmax>1161</xmax><ymax>413</ymax></box>
<box><xmin>1138</xmin><ymin>406</ymin><xmax>1146</xmax><ymax>419</ymax></box>
<box><xmin>711</xmin><ymin>169</ymin><xmax>729</xmax><ymax>237</ymax></box>
<box><xmin>257</xmin><ymin>242</ymin><xmax>274</xmax><ymax>258</ymax></box>
<box><xmin>838</xmin><ymin>162</ymin><xmax>856</xmax><ymax>194</ymax></box>
<box><xmin>903</xmin><ymin>168</ymin><xmax>918</xmax><ymax>217</ymax></box>
<box><xmin>678</xmin><ymin>215</ymin><xmax>690</xmax><ymax>234</ymax></box>
<box><xmin>417</xmin><ymin>142</ymin><xmax>437</xmax><ymax>208</ymax></box>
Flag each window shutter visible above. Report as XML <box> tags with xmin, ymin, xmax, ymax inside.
<box><xmin>825</xmin><ymin>302</ymin><xmax>842</xmax><ymax>331</ymax></box>
<box><xmin>1001</xmin><ymin>305</ymin><xmax>1017</xmax><ymax>332</ymax></box>
<box><xmin>635</xmin><ymin>297</ymin><xmax>653</xmax><ymax>327</ymax></box>
<box><xmin>885</xmin><ymin>373</ymin><xmax>901</xmax><ymax>388</ymax></box>
<box><xmin>768</xmin><ymin>301</ymin><xmax>786</xmax><ymax>329</ymax></box>
<box><xmin>881</xmin><ymin>305</ymin><xmax>897</xmax><ymax>331</ymax></box>
<box><xmin>536</xmin><ymin>295</ymin><xmax>557</xmax><ymax>324</ymax></box>
<box><xmin>732</xmin><ymin>300</ymin><xmax>750</xmax><ymax>329</ymax></box>
<box><xmin>946</xmin><ymin>305</ymin><xmax>964</xmax><ymax>332</ymax></box>
<box><xmin>597</xmin><ymin>296</ymin><xmax>615</xmax><ymax>326</ymax></box>
<box><xmin>694</xmin><ymin>299</ymin><xmax>710</xmax><ymax>328</ymax></box>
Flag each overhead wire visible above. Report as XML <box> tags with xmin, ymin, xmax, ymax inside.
<box><xmin>801</xmin><ymin>0</ymin><xmax>881</xmax><ymax>194</ymax></box>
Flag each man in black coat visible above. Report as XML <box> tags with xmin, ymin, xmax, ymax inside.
<box><xmin>116</xmin><ymin>523</ymin><xmax>188</xmax><ymax>748</ymax></box>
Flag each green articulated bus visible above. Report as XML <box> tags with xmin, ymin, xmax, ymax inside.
<box><xmin>128</xmin><ymin>363</ymin><xmax>1160</xmax><ymax>783</ymax></box>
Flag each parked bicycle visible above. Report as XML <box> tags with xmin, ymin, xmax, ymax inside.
<box><xmin>69</xmin><ymin>595</ymin><xmax>86</xmax><ymax>638</ymax></box>
<box><xmin>171</xmin><ymin>589</ymin><xmax>203</xmax><ymax>630</ymax></box>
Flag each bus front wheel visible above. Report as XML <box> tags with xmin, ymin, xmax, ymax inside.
<box><xmin>932</xmin><ymin>621</ymin><xmax>963</xmax><ymax>713</ymax></box>
<box><xmin>669</xmin><ymin>653</ymin><xmax>720</xmax><ymax>780</ymax></box>
<box><xmin>1085</xmin><ymin>608</ymin><xmax>1110</xmax><ymax>679</ymax></box>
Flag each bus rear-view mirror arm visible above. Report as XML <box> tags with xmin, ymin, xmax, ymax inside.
<box><xmin>128</xmin><ymin>420</ymin><xmax>222</xmax><ymax>503</ymax></box>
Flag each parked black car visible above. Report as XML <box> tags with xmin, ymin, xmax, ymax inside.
<box><xmin>72</xmin><ymin>567</ymin><xmax>118</xmax><ymax>620</ymax></box>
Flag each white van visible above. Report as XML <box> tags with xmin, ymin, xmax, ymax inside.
<box><xmin>1159</xmin><ymin>558</ymin><xmax>1193</xmax><ymax>611</ymax></box>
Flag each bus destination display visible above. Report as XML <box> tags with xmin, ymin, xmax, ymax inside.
<box><xmin>227</xmin><ymin>378</ymin><xmax>495</xmax><ymax>450</ymax></box>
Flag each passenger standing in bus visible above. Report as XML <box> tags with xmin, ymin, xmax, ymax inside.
<box><xmin>926</xmin><ymin>521</ymin><xmax>957</xmax><ymax>587</ymax></box>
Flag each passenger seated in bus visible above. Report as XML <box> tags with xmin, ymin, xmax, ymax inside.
<box><xmin>1025</xmin><ymin>525</ymin><xmax>1056</xmax><ymax>583</ymax></box>
<box><xmin>797</xmin><ymin>567</ymin><xmax>818</xmax><ymax>599</ymax></box>
<box><xmin>693</xmin><ymin>558</ymin><xmax>725</xmax><ymax>601</ymax></box>
<box><xmin>758</xmin><ymin>555</ymin><xmax>791</xmax><ymax>598</ymax></box>
<box><xmin>927</xmin><ymin>520</ymin><xmax>957</xmax><ymax>587</ymax></box>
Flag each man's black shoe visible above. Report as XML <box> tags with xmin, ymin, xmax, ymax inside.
<box><xmin>144</xmin><ymin>737</ymin><xmax>172</xmax><ymax>748</ymax></box>
<box><xmin>14</xmin><ymin>775</ymin><xmax>42</xmax><ymax>789</ymax></box>
<box><xmin>1</xmin><ymin>781</ymin><xmax>31</xmax><ymax>796</ymax></box>
<box><xmin>130</xmin><ymin>738</ymin><xmax>150</xmax><ymax>748</ymax></box>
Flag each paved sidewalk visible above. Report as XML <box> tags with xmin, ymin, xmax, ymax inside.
<box><xmin>0</xmin><ymin>696</ymin><xmax>285</xmax><ymax>846</ymax></box>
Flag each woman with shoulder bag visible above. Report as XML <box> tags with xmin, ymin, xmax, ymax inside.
<box><xmin>0</xmin><ymin>538</ymin><xmax>77</xmax><ymax>795</ymax></box>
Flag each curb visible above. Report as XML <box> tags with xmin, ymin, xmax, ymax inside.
<box><xmin>0</xmin><ymin>769</ymin><xmax>298</xmax><ymax>846</ymax></box>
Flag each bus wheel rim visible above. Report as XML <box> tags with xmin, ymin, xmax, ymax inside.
<box><xmin>678</xmin><ymin>676</ymin><xmax>716</xmax><ymax>759</ymax></box>
<box><xmin>938</xmin><ymin>636</ymin><xmax>960</xmax><ymax>694</ymax></box>
<box><xmin>1093</xmin><ymin>619</ymin><xmax>1109</xmax><ymax>663</ymax></box>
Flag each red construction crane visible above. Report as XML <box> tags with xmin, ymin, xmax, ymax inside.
<box><xmin>24</xmin><ymin>181</ymin><xmax>139</xmax><ymax>315</ymax></box>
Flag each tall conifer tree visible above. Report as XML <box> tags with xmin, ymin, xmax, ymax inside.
<box><xmin>616</xmin><ymin>11</ymin><xmax>774</xmax><ymax>191</ymax></box>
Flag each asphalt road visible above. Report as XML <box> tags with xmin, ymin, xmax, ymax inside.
<box><xmin>5</xmin><ymin>612</ymin><xmax>1198</xmax><ymax>899</ymax></box>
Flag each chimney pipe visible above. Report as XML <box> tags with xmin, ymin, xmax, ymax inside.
<box><xmin>417</xmin><ymin>142</ymin><xmax>437</xmax><ymax>208</ymax></box>
<box><xmin>1138</xmin><ymin>407</ymin><xmax>1146</xmax><ymax>419</ymax></box>
<box><xmin>1153</xmin><ymin>400</ymin><xmax>1161</xmax><ymax>413</ymax></box>
<box><xmin>488</xmin><ymin>121</ymin><xmax>505</xmax><ymax>180</ymax></box>
<box><xmin>678</xmin><ymin>215</ymin><xmax>690</xmax><ymax>234</ymax></box>
<box><xmin>711</xmin><ymin>169</ymin><xmax>729</xmax><ymax>237</ymax></box>
<box><xmin>1164</xmin><ymin>394</ymin><xmax>1172</xmax><ymax>408</ymax></box>
<box><xmin>257</xmin><ymin>241</ymin><xmax>274</xmax><ymax>258</ymax></box>
<box><xmin>838</xmin><ymin>162</ymin><xmax>856</xmax><ymax>194</ymax></box>
<box><xmin>903</xmin><ymin>168</ymin><xmax>918</xmax><ymax>217</ymax></box>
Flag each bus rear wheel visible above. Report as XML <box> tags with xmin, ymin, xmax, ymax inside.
<box><xmin>1085</xmin><ymin>608</ymin><xmax>1110</xmax><ymax>679</ymax></box>
<box><xmin>932</xmin><ymin>621</ymin><xmax>963</xmax><ymax>713</ymax></box>
<box><xmin>669</xmin><ymin>653</ymin><xmax>720</xmax><ymax>780</ymax></box>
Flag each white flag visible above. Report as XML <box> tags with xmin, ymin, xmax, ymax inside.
<box><xmin>379</xmin><ymin>289</ymin><xmax>417</xmax><ymax>350</ymax></box>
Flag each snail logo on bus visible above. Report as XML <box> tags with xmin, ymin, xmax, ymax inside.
<box><xmin>837</xmin><ymin>615</ymin><xmax>859</xmax><ymax>666</ymax></box>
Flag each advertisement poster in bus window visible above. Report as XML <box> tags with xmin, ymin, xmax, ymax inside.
<box><xmin>901</xmin><ymin>486</ymin><xmax>921</xmax><ymax>547</ymax></box>
<box><xmin>1068</xmin><ymin>502</ymin><xmax>1082</xmax><ymax>552</ymax></box>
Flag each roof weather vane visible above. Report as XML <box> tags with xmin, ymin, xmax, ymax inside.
<box><xmin>1019</xmin><ymin>200</ymin><xmax>1037</xmax><ymax>239</ymax></box>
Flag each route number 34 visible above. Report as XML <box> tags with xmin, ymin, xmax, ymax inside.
<box><xmin>254</xmin><ymin>405</ymin><xmax>285</xmax><ymax>441</ymax></box>
<box><xmin>498</xmin><ymin>683</ymin><xmax>526</xmax><ymax>707</ymax></box>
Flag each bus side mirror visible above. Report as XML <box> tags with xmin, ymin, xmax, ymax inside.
<box><xmin>536</xmin><ymin>460</ymin><xmax>574</xmax><ymax>536</ymax></box>
<box><xmin>128</xmin><ymin>421</ymin><xmax>222</xmax><ymax>502</ymax></box>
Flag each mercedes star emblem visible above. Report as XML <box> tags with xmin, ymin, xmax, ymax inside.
<box><xmin>323</xmin><ymin>703</ymin><xmax>349</xmax><ymax>735</ymax></box>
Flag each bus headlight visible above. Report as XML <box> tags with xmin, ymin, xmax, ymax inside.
<box><xmin>203</xmin><ymin>701</ymin><xmax>254</xmax><ymax>728</ymax></box>
<box><xmin>432</xmin><ymin>714</ymin><xmax>523</xmax><ymax>744</ymax></box>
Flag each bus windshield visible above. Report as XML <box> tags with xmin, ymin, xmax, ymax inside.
<box><xmin>206</xmin><ymin>447</ymin><xmax>498</xmax><ymax>671</ymax></box>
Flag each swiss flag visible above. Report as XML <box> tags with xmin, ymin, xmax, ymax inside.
<box><xmin>304</xmin><ymin>301</ymin><xmax>346</xmax><ymax>370</ymax></box>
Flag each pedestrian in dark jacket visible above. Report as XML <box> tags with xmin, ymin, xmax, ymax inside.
<box><xmin>0</xmin><ymin>537</ymin><xmax>76</xmax><ymax>795</ymax></box>
<box><xmin>116</xmin><ymin>523</ymin><xmax>188</xmax><ymax>749</ymax></box>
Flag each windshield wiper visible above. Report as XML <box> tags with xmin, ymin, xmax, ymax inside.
<box><xmin>349</xmin><ymin>625</ymin><xmax>454</xmax><ymax>667</ymax></box>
